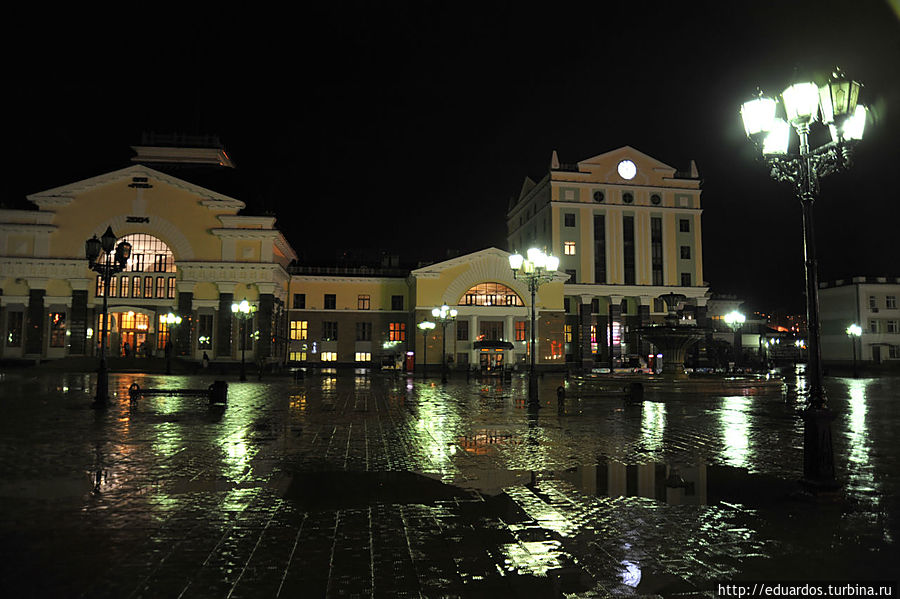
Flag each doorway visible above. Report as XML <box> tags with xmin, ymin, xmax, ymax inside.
<box><xmin>479</xmin><ymin>351</ymin><xmax>504</xmax><ymax>373</ymax></box>
<box><xmin>112</xmin><ymin>311</ymin><xmax>151</xmax><ymax>357</ymax></box>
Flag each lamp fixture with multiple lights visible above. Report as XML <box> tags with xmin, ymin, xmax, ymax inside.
<box><xmin>85</xmin><ymin>226</ymin><xmax>132</xmax><ymax>407</ymax></box>
<box><xmin>740</xmin><ymin>68</ymin><xmax>869</xmax><ymax>489</ymax></box>
<box><xmin>231</xmin><ymin>299</ymin><xmax>258</xmax><ymax>382</ymax></box>
<box><xmin>509</xmin><ymin>248</ymin><xmax>560</xmax><ymax>401</ymax></box>
<box><xmin>431</xmin><ymin>305</ymin><xmax>457</xmax><ymax>383</ymax></box>
<box><xmin>417</xmin><ymin>320</ymin><xmax>436</xmax><ymax>380</ymax></box>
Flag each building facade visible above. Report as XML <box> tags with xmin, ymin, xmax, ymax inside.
<box><xmin>0</xmin><ymin>164</ymin><xmax>295</xmax><ymax>364</ymax></box>
<box><xmin>507</xmin><ymin>146</ymin><xmax>709</xmax><ymax>370</ymax></box>
<box><xmin>820</xmin><ymin>277</ymin><xmax>900</xmax><ymax>366</ymax></box>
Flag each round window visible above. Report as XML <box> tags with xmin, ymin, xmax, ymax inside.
<box><xmin>651</xmin><ymin>194</ymin><xmax>661</xmax><ymax>205</ymax></box>
<box><xmin>623</xmin><ymin>192</ymin><xmax>634</xmax><ymax>204</ymax></box>
<box><xmin>593</xmin><ymin>190</ymin><xmax>605</xmax><ymax>203</ymax></box>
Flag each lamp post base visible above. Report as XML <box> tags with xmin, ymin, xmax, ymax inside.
<box><xmin>527</xmin><ymin>374</ymin><xmax>539</xmax><ymax>406</ymax></box>
<box><xmin>93</xmin><ymin>365</ymin><xmax>109</xmax><ymax>408</ymax></box>
<box><xmin>801</xmin><ymin>405</ymin><xmax>838</xmax><ymax>490</ymax></box>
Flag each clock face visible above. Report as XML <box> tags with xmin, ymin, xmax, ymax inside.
<box><xmin>617</xmin><ymin>159</ymin><xmax>637</xmax><ymax>180</ymax></box>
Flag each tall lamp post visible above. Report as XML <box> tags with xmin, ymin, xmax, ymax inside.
<box><xmin>740</xmin><ymin>68</ymin><xmax>868</xmax><ymax>488</ymax></box>
<box><xmin>509</xmin><ymin>248</ymin><xmax>560</xmax><ymax>403</ymax></box>
<box><xmin>85</xmin><ymin>226</ymin><xmax>132</xmax><ymax>408</ymax></box>
<box><xmin>724</xmin><ymin>311</ymin><xmax>746</xmax><ymax>371</ymax></box>
<box><xmin>846</xmin><ymin>324</ymin><xmax>862</xmax><ymax>378</ymax></box>
<box><xmin>163</xmin><ymin>312</ymin><xmax>182</xmax><ymax>375</ymax></box>
<box><xmin>231</xmin><ymin>299</ymin><xmax>257</xmax><ymax>382</ymax></box>
<box><xmin>431</xmin><ymin>305</ymin><xmax>457</xmax><ymax>383</ymax></box>
<box><xmin>418</xmin><ymin>320</ymin><xmax>435</xmax><ymax>380</ymax></box>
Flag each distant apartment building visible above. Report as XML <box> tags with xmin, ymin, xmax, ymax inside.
<box><xmin>820</xmin><ymin>276</ymin><xmax>900</xmax><ymax>366</ymax></box>
<box><xmin>506</xmin><ymin>146</ymin><xmax>709</xmax><ymax>369</ymax></box>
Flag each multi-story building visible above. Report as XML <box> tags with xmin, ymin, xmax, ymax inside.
<box><xmin>0</xmin><ymin>142</ymin><xmax>295</xmax><ymax>364</ymax></box>
<box><xmin>507</xmin><ymin>146</ymin><xmax>709</xmax><ymax>370</ymax></box>
<box><xmin>820</xmin><ymin>277</ymin><xmax>900</xmax><ymax>366</ymax></box>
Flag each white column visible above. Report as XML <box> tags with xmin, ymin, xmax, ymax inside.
<box><xmin>470</xmin><ymin>314</ymin><xmax>479</xmax><ymax>367</ymax></box>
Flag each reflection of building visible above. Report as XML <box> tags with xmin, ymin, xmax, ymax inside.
<box><xmin>820</xmin><ymin>277</ymin><xmax>900</xmax><ymax>367</ymax></box>
<box><xmin>0</xmin><ymin>142</ymin><xmax>294</xmax><ymax>363</ymax></box>
<box><xmin>556</xmin><ymin>461</ymin><xmax>707</xmax><ymax>505</ymax></box>
<box><xmin>506</xmin><ymin>147</ymin><xmax>709</xmax><ymax>371</ymax></box>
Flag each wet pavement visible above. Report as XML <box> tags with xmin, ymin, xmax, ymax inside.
<box><xmin>0</xmin><ymin>368</ymin><xmax>897</xmax><ymax>597</ymax></box>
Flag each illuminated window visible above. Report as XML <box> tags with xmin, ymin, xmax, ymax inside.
<box><xmin>608</xmin><ymin>321</ymin><xmax>622</xmax><ymax>346</ymax></box>
<box><xmin>49</xmin><ymin>312</ymin><xmax>66</xmax><ymax>347</ymax></box>
<box><xmin>132</xmin><ymin>276</ymin><xmax>141</xmax><ymax>297</ymax></box>
<box><xmin>564</xmin><ymin>324</ymin><xmax>573</xmax><ymax>343</ymax></box>
<box><xmin>321</xmin><ymin>351</ymin><xmax>337</xmax><ymax>362</ymax></box>
<box><xmin>355</xmin><ymin>352</ymin><xmax>371</xmax><ymax>362</ymax></box>
<box><xmin>564</xmin><ymin>241</ymin><xmax>576</xmax><ymax>255</ymax></box>
<box><xmin>144</xmin><ymin>276</ymin><xmax>153</xmax><ymax>298</ymax></box>
<box><xmin>290</xmin><ymin>351</ymin><xmax>307</xmax><ymax>361</ymax></box>
<box><xmin>460</xmin><ymin>283</ymin><xmax>523</xmax><ymax>307</ymax></box>
<box><xmin>119</xmin><ymin>276</ymin><xmax>129</xmax><ymax>298</ymax></box>
<box><xmin>117</xmin><ymin>234</ymin><xmax>176</xmax><ymax>273</ymax></box>
<box><xmin>358</xmin><ymin>295</ymin><xmax>370</xmax><ymax>310</ymax></box>
<box><xmin>590</xmin><ymin>324</ymin><xmax>598</xmax><ymax>353</ymax></box>
<box><xmin>515</xmin><ymin>321</ymin><xmax>526</xmax><ymax>341</ymax></box>
<box><xmin>167</xmin><ymin>277</ymin><xmax>176</xmax><ymax>299</ymax></box>
<box><xmin>389</xmin><ymin>322</ymin><xmax>406</xmax><ymax>341</ymax></box>
<box><xmin>155</xmin><ymin>276</ymin><xmax>165</xmax><ymax>298</ymax></box>
<box><xmin>323</xmin><ymin>321</ymin><xmax>338</xmax><ymax>341</ymax></box>
<box><xmin>290</xmin><ymin>320</ymin><xmax>308</xmax><ymax>340</ymax></box>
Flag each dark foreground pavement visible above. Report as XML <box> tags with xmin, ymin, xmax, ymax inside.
<box><xmin>0</xmin><ymin>369</ymin><xmax>897</xmax><ymax>598</ymax></box>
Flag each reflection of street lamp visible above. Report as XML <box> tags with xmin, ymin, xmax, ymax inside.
<box><xmin>723</xmin><ymin>311</ymin><xmax>745</xmax><ymax>370</ymax></box>
<box><xmin>509</xmin><ymin>248</ymin><xmax>560</xmax><ymax>402</ymax></box>
<box><xmin>231</xmin><ymin>299</ymin><xmax>257</xmax><ymax>382</ymax></box>
<box><xmin>741</xmin><ymin>69</ymin><xmax>868</xmax><ymax>488</ymax></box>
<box><xmin>794</xmin><ymin>339</ymin><xmax>806</xmax><ymax>363</ymax></box>
<box><xmin>417</xmin><ymin>320</ymin><xmax>435</xmax><ymax>380</ymax></box>
<box><xmin>163</xmin><ymin>312</ymin><xmax>182</xmax><ymax>374</ymax></box>
<box><xmin>431</xmin><ymin>305</ymin><xmax>457</xmax><ymax>384</ymax></box>
<box><xmin>846</xmin><ymin>324</ymin><xmax>862</xmax><ymax>378</ymax></box>
<box><xmin>85</xmin><ymin>226</ymin><xmax>132</xmax><ymax>407</ymax></box>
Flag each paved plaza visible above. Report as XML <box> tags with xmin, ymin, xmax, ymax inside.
<box><xmin>0</xmin><ymin>367</ymin><xmax>897</xmax><ymax>597</ymax></box>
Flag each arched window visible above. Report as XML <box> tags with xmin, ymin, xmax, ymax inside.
<box><xmin>118</xmin><ymin>234</ymin><xmax>176</xmax><ymax>273</ymax></box>
<box><xmin>459</xmin><ymin>282</ymin><xmax>523</xmax><ymax>307</ymax></box>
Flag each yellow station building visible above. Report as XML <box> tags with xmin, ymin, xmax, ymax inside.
<box><xmin>1</xmin><ymin>143</ymin><xmax>707</xmax><ymax>373</ymax></box>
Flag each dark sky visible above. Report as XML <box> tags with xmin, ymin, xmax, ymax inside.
<box><xmin>7</xmin><ymin>2</ymin><xmax>900</xmax><ymax>313</ymax></box>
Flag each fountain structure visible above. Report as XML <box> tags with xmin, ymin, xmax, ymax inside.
<box><xmin>637</xmin><ymin>293</ymin><xmax>705</xmax><ymax>380</ymax></box>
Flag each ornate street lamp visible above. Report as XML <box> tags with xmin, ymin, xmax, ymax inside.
<box><xmin>163</xmin><ymin>312</ymin><xmax>183</xmax><ymax>375</ymax></box>
<box><xmin>85</xmin><ymin>226</ymin><xmax>131</xmax><ymax>407</ymax></box>
<box><xmin>418</xmin><ymin>320</ymin><xmax>435</xmax><ymax>380</ymax></box>
<box><xmin>509</xmin><ymin>247</ymin><xmax>560</xmax><ymax>403</ymax></box>
<box><xmin>740</xmin><ymin>68</ymin><xmax>868</xmax><ymax>489</ymax></box>
<box><xmin>724</xmin><ymin>311</ymin><xmax>746</xmax><ymax>370</ymax></box>
<box><xmin>231</xmin><ymin>299</ymin><xmax>257</xmax><ymax>382</ymax></box>
<box><xmin>846</xmin><ymin>323</ymin><xmax>862</xmax><ymax>378</ymax></box>
<box><xmin>431</xmin><ymin>305</ymin><xmax>457</xmax><ymax>383</ymax></box>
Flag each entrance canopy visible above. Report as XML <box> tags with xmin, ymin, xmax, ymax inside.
<box><xmin>473</xmin><ymin>340</ymin><xmax>515</xmax><ymax>350</ymax></box>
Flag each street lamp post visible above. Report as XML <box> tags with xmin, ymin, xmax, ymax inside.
<box><xmin>431</xmin><ymin>305</ymin><xmax>457</xmax><ymax>384</ymax></box>
<box><xmin>85</xmin><ymin>226</ymin><xmax>132</xmax><ymax>408</ymax></box>
<box><xmin>740</xmin><ymin>69</ymin><xmax>868</xmax><ymax>489</ymax></box>
<box><xmin>163</xmin><ymin>312</ymin><xmax>183</xmax><ymax>375</ymax></box>
<box><xmin>509</xmin><ymin>248</ymin><xmax>560</xmax><ymax>403</ymax></box>
<box><xmin>846</xmin><ymin>324</ymin><xmax>862</xmax><ymax>378</ymax></box>
<box><xmin>724</xmin><ymin>311</ymin><xmax>746</xmax><ymax>372</ymax></box>
<box><xmin>418</xmin><ymin>320</ymin><xmax>435</xmax><ymax>380</ymax></box>
<box><xmin>231</xmin><ymin>299</ymin><xmax>257</xmax><ymax>382</ymax></box>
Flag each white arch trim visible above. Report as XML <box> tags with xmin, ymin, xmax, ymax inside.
<box><xmin>101</xmin><ymin>214</ymin><xmax>196</xmax><ymax>261</ymax></box>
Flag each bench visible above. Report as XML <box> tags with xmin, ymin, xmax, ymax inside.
<box><xmin>128</xmin><ymin>380</ymin><xmax>228</xmax><ymax>406</ymax></box>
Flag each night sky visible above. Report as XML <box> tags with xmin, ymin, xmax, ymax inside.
<box><xmin>7</xmin><ymin>2</ymin><xmax>900</xmax><ymax>313</ymax></box>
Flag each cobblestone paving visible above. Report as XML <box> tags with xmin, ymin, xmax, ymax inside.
<box><xmin>0</xmin><ymin>369</ymin><xmax>897</xmax><ymax>597</ymax></box>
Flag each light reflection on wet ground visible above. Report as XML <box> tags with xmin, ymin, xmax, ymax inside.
<box><xmin>0</xmin><ymin>369</ymin><xmax>897</xmax><ymax>596</ymax></box>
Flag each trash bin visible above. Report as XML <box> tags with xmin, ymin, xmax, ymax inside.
<box><xmin>208</xmin><ymin>380</ymin><xmax>228</xmax><ymax>405</ymax></box>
